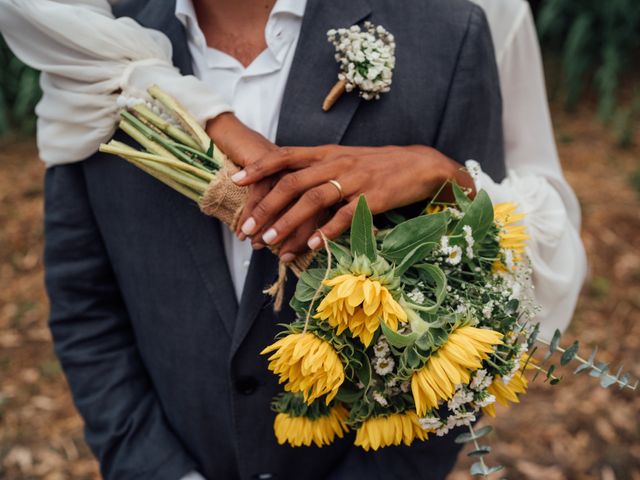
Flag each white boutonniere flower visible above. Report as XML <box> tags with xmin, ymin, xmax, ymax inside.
<box><xmin>322</xmin><ymin>21</ymin><xmax>396</xmax><ymax>111</ymax></box>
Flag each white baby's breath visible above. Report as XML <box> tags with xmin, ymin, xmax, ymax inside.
<box><xmin>327</xmin><ymin>21</ymin><xmax>396</xmax><ymax>101</ymax></box>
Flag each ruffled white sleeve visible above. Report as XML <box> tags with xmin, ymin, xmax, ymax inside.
<box><xmin>466</xmin><ymin>2</ymin><xmax>587</xmax><ymax>339</ymax></box>
<box><xmin>0</xmin><ymin>0</ymin><xmax>232</xmax><ymax>166</ymax></box>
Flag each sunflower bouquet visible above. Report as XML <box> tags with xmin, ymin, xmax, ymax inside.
<box><xmin>100</xmin><ymin>87</ymin><xmax>636</xmax><ymax>477</ymax></box>
<box><xmin>261</xmin><ymin>191</ymin><xmax>637</xmax><ymax>475</ymax></box>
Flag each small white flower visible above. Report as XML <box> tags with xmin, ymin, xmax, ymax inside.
<box><xmin>475</xmin><ymin>392</ymin><xmax>496</xmax><ymax>408</ymax></box>
<box><xmin>373</xmin><ymin>356</ymin><xmax>395</xmax><ymax>376</ymax></box>
<box><xmin>449</xmin><ymin>411</ymin><xmax>477</xmax><ymax>428</ymax></box>
<box><xmin>372</xmin><ymin>391</ymin><xmax>388</xmax><ymax>407</ymax></box>
<box><xmin>419</xmin><ymin>415</ymin><xmax>443</xmax><ymax>431</ymax></box>
<box><xmin>463</xmin><ymin>225</ymin><xmax>475</xmax><ymax>258</ymax></box>
<box><xmin>408</xmin><ymin>287</ymin><xmax>426</xmax><ymax>304</ymax></box>
<box><xmin>446</xmin><ymin>246</ymin><xmax>462</xmax><ymax>265</ymax></box>
<box><xmin>482</xmin><ymin>301</ymin><xmax>494</xmax><ymax>319</ymax></box>
<box><xmin>440</xmin><ymin>235</ymin><xmax>450</xmax><ymax>254</ymax></box>
<box><xmin>400</xmin><ymin>381</ymin><xmax>411</xmax><ymax>393</ymax></box>
<box><xmin>470</xmin><ymin>369</ymin><xmax>493</xmax><ymax>391</ymax></box>
<box><xmin>447</xmin><ymin>385</ymin><xmax>474</xmax><ymax>412</ymax></box>
<box><xmin>373</xmin><ymin>338</ymin><xmax>390</xmax><ymax>358</ymax></box>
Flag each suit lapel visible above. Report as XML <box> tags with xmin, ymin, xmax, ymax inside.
<box><xmin>276</xmin><ymin>0</ymin><xmax>372</xmax><ymax>146</ymax></box>
<box><xmin>232</xmin><ymin>0</ymin><xmax>372</xmax><ymax>354</ymax></box>
<box><xmin>133</xmin><ymin>0</ymin><xmax>239</xmax><ymax>335</ymax></box>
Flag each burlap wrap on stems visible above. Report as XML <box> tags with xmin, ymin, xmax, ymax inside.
<box><xmin>198</xmin><ymin>157</ymin><xmax>314</xmax><ymax>311</ymax></box>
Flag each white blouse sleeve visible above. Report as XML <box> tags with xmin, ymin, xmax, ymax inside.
<box><xmin>467</xmin><ymin>2</ymin><xmax>587</xmax><ymax>339</ymax></box>
<box><xmin>0</xmin><ymin>0</ymin><xmax>232</xmax><ymax>166</ymax></box>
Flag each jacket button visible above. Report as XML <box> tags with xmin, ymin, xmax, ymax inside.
<box><xmin>252</xmin><ymin>474</ymin><xmax>274</xmax><ymax>479</ymax></box>
<box><xmin>235</xmin><ymin>376</ymin><xmax>259</xmax><ymax>395</ymax></box>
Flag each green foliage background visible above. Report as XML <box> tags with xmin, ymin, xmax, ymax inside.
<box><xmin>537</xmin><ymin>0</ymin><xmax>640</xmax><ymax>146</ymax></box>
<box><xmin>0</xmin><ymin>1</ymin><xmax>639</xmax><ymax>140</ymax></box>
<box><xmin>0</xmin><ymin>36</ymin><xmax>41</xmax><ymax>137</ymax></box>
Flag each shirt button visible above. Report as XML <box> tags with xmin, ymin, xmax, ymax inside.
<box><xmin>243</xmin><ymin>259</ymin><xmax>251</xmax><ymax>268</ymax></box>
<box><xmin>235</xmin><ymin>376</ymin><xmax>259</xmax><ymax>395</ymax></box>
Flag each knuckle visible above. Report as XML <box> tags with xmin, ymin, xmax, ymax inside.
<box><xmin>305</xmin><ymin>188</ymin><xmax>325</xmax><ymax>205</ymax></box>
<box><xmin>279</xmin><ymin>173</ymin><xmax>300</xmax><ymax>192</ymax></box>
<box><xmin>277</xmin><ymin>146</ymin><xmax>293</xmax><ymax>163</ymax></box>
<box><xmin>252</xmin><ymin>201</ymin><xmax>269</xmax><ymax>220</ymax></box>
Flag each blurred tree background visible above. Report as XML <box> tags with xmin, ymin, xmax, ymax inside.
<box><xmin>0</xmin><ymin>38</ymin><xmax>40</xmax><ymax>137</ymax></box>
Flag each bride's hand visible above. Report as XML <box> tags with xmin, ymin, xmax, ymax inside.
<box><xmin>231</xmin><ymin>145</ymin><xmax>475</xmax><ymax>251</ymax></box>
<box><xmin>206</xmin><ymin>114</ymin><xmax>324</xmax><ymax>258</ymax></box>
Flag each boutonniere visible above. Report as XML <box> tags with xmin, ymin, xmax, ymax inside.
<box><xmin>322</xmin><ymin>21</ymin><xmax>396</xmax><ymax>112</ymax></box>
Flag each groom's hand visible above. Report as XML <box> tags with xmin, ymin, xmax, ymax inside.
<box><xmin>206</xmin><ymin>114</ymin><xmax>326</xmax><ymax>256</ymax></box>
<box><xmin>231</xmin><ymin>145</ymin><xmax>475</xmax><ymax>253</ymax></box>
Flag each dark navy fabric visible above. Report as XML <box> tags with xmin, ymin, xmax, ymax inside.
<box><xmin>44</xmin><ymin>0</ymin><xmax>505</xmax><ymax>479</ymax></box>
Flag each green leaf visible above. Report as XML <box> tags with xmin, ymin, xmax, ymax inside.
<box><xmin>335</xmin><ymin>385</ymin><xmax>363</xmax><ymax>403</ymax></box>
<box><xmin>452</xmin><ymin>182</ymin><xmax>472</xmax><ymax>211</ymax></box>
<box><xmin>470</xmin><ymin>463</ymin><xmax>504</xmax><ymax>476</ymax></box>
<box><xmin>381</xmin><ymin>212</ymin><xmax>448</xmax><ymax>263</ymax></box>
<box><xmin>380</xmin><ymin>321</ymin><xmax>417</xmax><ymax>348</ymax></box>
<box><xmin>527</xmin><ymin>323</ymin><xmax>541</xmax><ymax>348</ymax></box>
<box><xmin>560</xmin><ymin>341</ymin><xmax>579</xmax><ymax>366</ymax></box>
<box><xmin>600</xmin><ymin>373</ymin><xmax>618</xmax><ymax>388</ymax></box>
<box><xmin>575</xmin><ymin>346</ymin><xmax>597</xmax><ymax>374</ymax></box>
<box><xmin>455</xmin><ymin>426</ymin><xmax>493</xmax><ymax>444</ymax></box>
<box><xmin>293</xmin><ymin>269</ymin><xmax>326</xmax><ymax>303</ymax></box>
<box><xmin>468</xmin><ymin>446</ymin><xmax>492</xmax><ymax>457</ymax></box>
<box><xmin>590</xmin><ymin>362</ymin><xmax>608</xmax><ymax>378</ymax></box>
<box><xmin>328</xmin><ymin>240</ymin><xmax>352</xmax><ymax>265</ymax></box>
<box><xmin>452</xmin><ymin>190</ymin><xmax>494</xmax><ymax>242</ymax></box>
<box><xmin>405</xmin><ymin>347</ymin><xmax>422</xmax><ymax>370</ymax></box>
<box><xmin>395</xmin><ymin>242</ymin><xmax>438</xmax><ymax>276</ymax></box>
<box><xmin>414</xmin><ymin>263</ymin><xmax>448</xmax><ymax>308</ymax></box>
<box><xmin>549</xmin><ymin>329</ymin><xmax>562</xmax><ymax>353</ymax></box>
<box><xmin>206</xmin><ymin>140</ymin><xmax>214</xmax><ymax>158</ymax></box>
<box><xmin>350</xmin><ymin>195</ymin><xmax>376</xmax><ymax>261</ymax></box>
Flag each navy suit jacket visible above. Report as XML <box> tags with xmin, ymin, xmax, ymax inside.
<box><xmin>44</xmin><ymin>0</ymin><xmax>505</xmax><ymax>478</ymax></box>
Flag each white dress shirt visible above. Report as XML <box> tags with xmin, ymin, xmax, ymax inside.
<box><xmin>175</xmin><ymin>0</ymin><xmax>307</xmax><ymax>301</ymax></box>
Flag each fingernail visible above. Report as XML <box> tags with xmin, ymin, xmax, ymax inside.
<box><xmin>231</xmin><ymin>170</ymin><xmax>247</xmax><ymax>183</ymax></box>
<box><xmin>280</xmin><ymin>253</ymin><xmax>296</xmax><ymax>263</ymax></box>
<box><xmin>238</xmin><ymin>232</ymin><xmax>247</xmax><ymax>241</ymax></box>
<box><xmin>241</xmin><ymin>217</ymin><xmax>256</xmax><ymax>235</ymax></box>
<box><xmin>253</xmin><ymin>242</ymin><xmax>265</xmax><ymax>250</ymax></box>
<box><xmin>262</xmin><ymin>228</ymin><xmax>278</xmax><ymax>245</ymax></box>
<box><xmin>308</xmin><ymin>236</ymin><xmax>322</xmax><ymax>250</ymax></box>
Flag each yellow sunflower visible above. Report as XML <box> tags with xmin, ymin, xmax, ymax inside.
<box><xmin>411</xmin><ymin>326</ymin><xmax>503</xmax><ymax>416</ymax></box>
<box><xmin>315</xmin><ymin>274</ymin><xmax>407</xmax><ymax>347</ymax></box>
<box><xmin>274</xmin><ymin>404</ymin><xmax>349</xmax><ymax>447</ymax></box>
<box><xmin>261</xmin><ymin>332</ymin><xmax>345</xmax><ymax>404</ymax></box>
<box><xmin>493</xmin><ymin>202</ymin><xmax>529</xmax><ymax>270</ymax></box>
<box><xmin>483</xmin><ymin>372</ymin><xmax>528</xmax><ymax>417</ymax></box>
<box><xmin>426</xmin><ymin>204</ymin><xmax>447</xmax><ymax>215</ymax></box>
<box><xmin>354</xmin><ymin>411</ymin><xmax>428</xmax><ymax>451</ymax></box>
